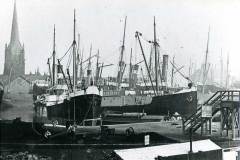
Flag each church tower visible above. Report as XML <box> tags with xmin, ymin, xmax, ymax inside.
<box><xmin>3</xmin><ymin>1</ymin><xmax>25</xmax><ymax>78</ymax></box>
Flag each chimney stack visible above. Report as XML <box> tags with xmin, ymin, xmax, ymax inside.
<box><xmin>162</xmin><ymin>55</ymin><xmax>168</xmax><ymax>83</ymax></box>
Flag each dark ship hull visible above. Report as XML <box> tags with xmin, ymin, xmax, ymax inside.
<box><xmin>102</xmin><ymin>90</ymin><xmax>197</xmax><ymax>118</ymax></box>
<box><xmin>35</xmin><ymin>94</ymin><xmax>102</xmax><ymax>125</ymax></box>
<box><xmin>0</xmin><ymin>84</ymin><xmax>3</xmax><ymax>106</ymax></box>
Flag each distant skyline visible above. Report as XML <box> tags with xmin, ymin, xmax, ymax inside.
<box><xmin>0</xmin><ymin>0</ymin><xmax>239</xmax><ymax>85</ymax></box>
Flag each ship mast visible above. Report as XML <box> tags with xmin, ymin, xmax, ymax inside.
<box><xmin>188</xmin><ymin>59</ymin><xmax>192</xmax><ymax>79</ymax></box>
<box><xmin>72</xmin><ymin>9</ymin><xmax>77</xmax><ymax>91</ymax></box>
<box><xmin>153</xmin><ymin>17</ymin><xmax>159</xmax><ymax>94</ymax></box>
<box><xmin>47</xmin><ymin>58</ymin><xmax>52</xmax><ymax>85</ymax></box>
<box><xmin>117</xmin><ymin>16</ymin><xmax>127</xmax><ymax>89</ymax></box>
<box><xmin>87</xmin><ymin>44</ymin><xmax>92</xmax><ymax>86</ymax></box>
<box><xmin>171</xmin><ymin>56</ymin><xmax>175</xmax><ymax>87</ymax></box>
<box><xmin>202</xmin><ymin>26</ymin><xmax>210</xmax><ymax>93</ymax></box>
<box><xmin>52</xmin><ymin>25</ymin><xmax>56</xmax><ymax>86</ymax></box>
<box><xmin>72</xmin><ymin>9</ymin><xmax>77</xmax><ymax>124</ymax></box>
<box><xmin>76</xmin><ymin>33</ymin><xmax>80</xmax><ymax>83</ymax></box>
<box><xmin>225</xmin><ymin>53</ymin><xmax>229</xmax><ymax>89</ymax></box>
<box><xmin>129</xmin><ymin>48</ymin><xmax>132</xmax><ymax>88</ymax></box>
<box><xmin>149</xmin><ymin>45</ymin><xmax>153</xmax><ymax>78</ymax></box>
<box><xmin>95</xmin><ymin>49</ymin><xmax>100</xmax><ymax>85</ymax></box>
<box><xmin>79</xmin><ymin>48</ymin><xmax>84</xmax><ymax>81</ymax></box>
<box><xmin>220</xmin><ymin>49</ymin><xmax>223</xmax><ymax>87</ymax></box>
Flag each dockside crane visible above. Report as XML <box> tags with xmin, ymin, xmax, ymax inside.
<box><xmin>135</xmin><ymin>31</ymin><xmax>156</xmax><ymax>96</ymax></box>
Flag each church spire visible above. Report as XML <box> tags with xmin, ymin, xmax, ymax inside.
<box><xmin>10</xmin><ymin>0</ymin><xmax>20</xmax><ymax>45</ymax></box>
<box><xmin>3</xmin><ymin>0</ymin><xmax>25</xmax><ymax>76</ymax></box>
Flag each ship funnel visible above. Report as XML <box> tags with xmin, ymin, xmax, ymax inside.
<box><xmin>56</xmin><ymin>64</ymin><xmax>63</xmax><ymax>84</ymax></box>
<box><xmin>162</xmin><ymin>55</ymin><xmax>168</xmax><ymax>82</ymax></box>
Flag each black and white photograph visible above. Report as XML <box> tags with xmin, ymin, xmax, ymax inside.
<box><xmin>0</xmin><ymin>0</ymin><xmax>240</xmax><ymax>159</ymax></box>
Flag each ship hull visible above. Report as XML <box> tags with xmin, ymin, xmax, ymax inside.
<box><xmin>0</xmin><ymin>87</ymin><xmax>3</xmax><ymax>106</ymax></box>
<box><xmin>35</xmin><ymin>94</ymin><xmax>102</xmax><ymax>125</ymax></box>
<box><xmin>102</xmin><ymin>91</ymin><xmax>197</xmax><ymax>118</ymax></box>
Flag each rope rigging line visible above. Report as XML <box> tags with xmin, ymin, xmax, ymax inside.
<box><xmin>46</xmin><ymin>51</ymin><xmax>54</xmax><ymax>65</ymax></box>
<box><xmin>139</xmin><ymin>32</ymin><xmax>162</xmax><ymax>49</ymax></box>
<box><xmin>78</xmin><ymin>53</ymin><xmax>97</xmax><ymax>66</ymax></box>
<box><xmin>170</xmin><ymin>61</ymin><xmax>192</xmax><ymax>83</ymax></box>
<box><xmin>58</xmin><ymin>43</ymin><xmax>73</xmax><ymax>61</ymax></box>
<box><xmin>141</xmin><ymin>33</ymin><xmax>152</xmax><ymax>44</ymax></box>
<box><xmin>66</xmin><ymin>48</ymin><xmax>73</xmax><ymax>69</ymax></box>
<box><xmin>48</xmin><ymin>52</ymin><xmax>53</xmax><ymax>59</ymax></box>
<box><xmin>141</xmin><ymin>32</ymin><xmax>169</xmax><ymax>62</ymax></box>
<box><xmin>134</xmin><ymin>37</ymin><xmax>138</xmax><ymax>64</ymax></box>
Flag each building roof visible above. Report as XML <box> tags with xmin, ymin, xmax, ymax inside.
<box><xmin>5</xmin><ymin>76</ymin><xmax>31</xmax><ymax>85</ymax></box>
<box><xmin>114</xmin><ymin>139</ymin><xmax>221</xmax><ymax>160</ymax></box>
<box><xmin>17</xmin><ymin>75</ymin><xmax>31</xmax><ymax>84</ymax></box>
<box><xmin>0</xmin><ymin>74</ymin><xmax>48</xmax><ymax>86</ymax></box>
<box><xmin>24</xmin><ymin>74</ymin><xmax>48</xmax><ymax>82</ymax></box>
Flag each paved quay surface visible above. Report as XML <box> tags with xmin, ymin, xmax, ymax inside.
<box><xmin>107</xmin><ymin>121</ymin><xmax>240</xmax><ymax>148</ymax></box>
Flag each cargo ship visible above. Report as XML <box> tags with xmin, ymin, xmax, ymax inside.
<box><xmin>34</xmin><ymin>85</ymin><xmax>102</xmax><ymax>124</ymax></box>
<box><xmin>34</xmin><ymin>10</ymin><xmax>102</xmax><ymax>125</ymax></box>
<box><xmin>100</xmin><ymin>17</ymin><xmax>197</xmax><ymax>121</ymax></box>
<box><xmin>101</xmin><ymin>87</ymin><xmax>197</xmax><ymax>119</ymax></box>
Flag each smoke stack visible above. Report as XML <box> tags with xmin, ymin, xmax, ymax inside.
<box><xmin>57</xmin><ymin>64</ymin><xmax>63</xmax><ymax>74</ymax></box>
<box><xmin>162</xmin><ymin>55</ymin><xmax>168</xmax><ymax>82</ymax></box>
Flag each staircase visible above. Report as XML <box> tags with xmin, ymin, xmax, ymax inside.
<box><xmin>183</xmin><ymin>90</ymin><xmax>240</xmax><ymax>133</ymax></box>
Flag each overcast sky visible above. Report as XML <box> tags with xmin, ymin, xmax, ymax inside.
<box><xmin>0</xmin><ymin>0</ymin><xmax>240</xmax><ymax>84</ymax></box>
